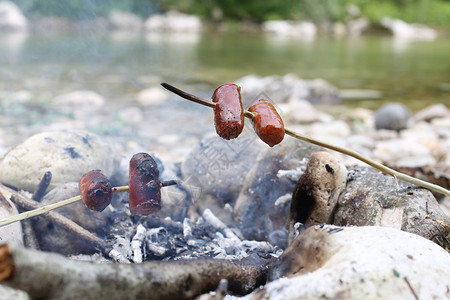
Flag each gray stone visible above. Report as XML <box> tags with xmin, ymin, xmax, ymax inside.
<box><xmin>334</xmin><ymin>166</ymin><xmax>450</xmax><ymax>242</ymax></box>
<box><xmin>182</xmin><ymin>130</ymin><xmax>265</xmax><ymax>214</ymax></box>
<box><xmin>0</xmin><ymin>130</ymin><xmax>120</xmax><ymax>193</ymax></box>
<box><xmin>234</xmin><ymin>139</ymin><xmax>321</xmax><ymax>248</ymax></box>
<box><xmin>234</xmin><ymin>225</ymin><xmax>450</xmax><ymax>300</ymax></box>
<box><xmin>374</xmin><ymin>102</ymin><xmax>411</xmax><ymax>131</ymax></box>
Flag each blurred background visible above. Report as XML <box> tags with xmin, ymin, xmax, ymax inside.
<box><xmin>1</xmin><ymin>0</ymin><xmax>449</xmax><ymax>109</ymax></box>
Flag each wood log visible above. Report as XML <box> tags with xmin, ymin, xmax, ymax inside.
<box><xmin>0</xmin><ymin>244</ymin><xmax>272</xmax><ymax>300</ymax></box>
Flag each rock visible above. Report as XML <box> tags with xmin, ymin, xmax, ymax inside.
<box><xmin>346</xmin><ymin>17</ymin><xmax>369</xmax><ymax>36</ymax></box>
<box><xmin>234</xmin><ymin>139</ymin><xmax>321</xmax><ymax>248</ymax></box>
<box><xmin>414</xmin><ymin>103</ymin><xmax>450</xmax><ymax>122</ymax></box>
<box><xmin>262</xmin><ymin>20</ymin><xmax>317</xmax><ymax>39</ymax></box>
<box><xmin>0</xmin><ymin>285</ymin><xmax>30</xmax><ymax>300</ymax></box>
<box><xmin>118</xmin><ymin>106</ymin><xmax>144</xmax><ymax>125</ymax></box>
<box><xmin>380</xmin><ymin>17</ymin><xmax>437</xmax><ymax>40</ymax></box>
<box><xmin>374</xmin><ymin>102</ymin><xmax>411</xmax><ymax>131</ymax></box>
<box><xmin>136</xmin><ymin>86</ymin><xmax>169</xmax><ymax>106</ymax></box>
<box><xmin>307</xmin><ymin>78</ymin><xmax>341</xmax><ymax>104</ymax></box>
<box><xmin>0</xmin><ymin>130</ymin><xmax>120</xmax><ymax>193</ymax></box>
<box><xmin>0</xmin><ymin>1</ymin><xmax>28</xmax><ymax>31</ymax></box>
<box><xmin>286</xmin><ymin>98</ymin><xmax>320</xmax><ymax>123</ymax></box>
<box><xmin>0</xmin><ymin>193</ymin><xmax>23</xmax><ymax>246</ymax></box>
<box><xmin>334</xmin><ymin>166</ymin><xmax>450</xmax><ymax>241</ymax></box>
<box><xmin>182</xmin><ymin>129</ymin><xmax>266</xmax><ymax>212</ymax></box>
<box><xmin>235</xmin><ymin>74</ymin><xmax>340</xmax><ymax>105</ymax></box>
<box><xmin>372</xmin><ymin>138</ymin><xmax>435</xmax><ymax>167</ymax></box>
<box><xmin>290</xmin><ymin>152</ymin><xmax>347</xmax><ymax>230</ymax></box>
<box><xmin>108</xmin><ymin>10</ymin><xmax>143</xmax><ymax>31</ymax></box>
<box><xmin>35</xmin><ymin>182</ymin><xmax>111</xmax><ymax>255</ymax></box>
<box><xmin>51</xmin><ymin>90</ymin><xmax>105</xmax><ymax>119</ymax></box>
<box><xmin>242</xmin><ymin>225</ymin><xmax>450</xmax><ymax>300</ymax></box>
<box><xmin>144</xmin><ymin>10</ymin><xmax>202</xmax><ymax>33</ymax></box>
<box><xmin>339</xmin><ymin>89</ymin><xmax>382</xmax><ymax>99</ymax></box>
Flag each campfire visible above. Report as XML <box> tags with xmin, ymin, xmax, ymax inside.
<box><xmin>0</xmin><ymin>83</ymin><xmax>449</xmax><ymax>299</ymax></box>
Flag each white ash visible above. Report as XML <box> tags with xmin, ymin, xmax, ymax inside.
<box><xmin>274</xmin><ymin>193</ymin><xmax>292</xmax><ymax>206</ymax></box>
<box><xmin>107</xmin><ymin>209</ymin><xmax>282</xmax><ymax>263</ymax></box>
<box><xmin>131</xmin><ymin>224</ymin><xmax>146</xmax><ymax>263</ymax></box>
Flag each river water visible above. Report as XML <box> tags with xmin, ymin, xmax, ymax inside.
<box><xmin>0</xmin><ymin>30</ymin><xmax>449</xmax><ymax>111</ymax></box>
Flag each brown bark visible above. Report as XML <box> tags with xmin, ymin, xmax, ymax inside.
<box><xmin>0</xmin><ymin>244</ymin><xmax>272</xmax><ymax>300</ymax></box>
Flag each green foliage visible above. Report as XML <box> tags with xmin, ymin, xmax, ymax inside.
<box><xmin>11</xmin><ymin>0</ymin><xmax>450</xmax><ymax>27</ymax></box>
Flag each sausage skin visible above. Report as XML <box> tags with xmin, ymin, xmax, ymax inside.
<box><xmin>79</xmin><ymin>170</ymin><xmax>112</xmax><ymax>212</ymax></box>
<box><xmin>248</xmin><ymin>99</ymin><xmax>285</xmax><ymax>147</ymax></box>
<box><xmin>212</xmin><ymin>84</ymin><xmax>244</xmax><ymax>140</ymax></box>
<box><xmin>129</xmin><ymin>153</ymin><xmax>161</xmax><ymax>215</ymax></box>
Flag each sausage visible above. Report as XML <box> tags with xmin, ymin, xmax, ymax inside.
<box><xmin>212</xmin><ymin>84</ymin><xmax>244</xmax><ymax>140</ymax></box>
<box><xmin>248</xmin><ymin>99</ymin><xmax>285</xmax><ymax>147</ymax></box>
<box><xmin>79</xmin><ymin>170</ymin><xmax>112</xmax><ymax>212</ymax></box>
<box><xmin>129</xmin><ymin>152</ymin><xmax>161</xmax><ymax>215</ymax></box>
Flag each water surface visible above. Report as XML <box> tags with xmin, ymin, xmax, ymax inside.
<box><xmin>0</xmin><ymin>30</ymin><xmax>449</xmax><ymax>110</ymax></box>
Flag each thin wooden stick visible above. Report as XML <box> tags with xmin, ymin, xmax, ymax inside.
<box><xmin>161</xmin><ymin>82</ymin><xmax>450</xmax><ymax>198</ymax></box>
<box><xmin>0</xmin><ymin>186</ymin><xmax>129</xmax><ymax>228</ymax></box>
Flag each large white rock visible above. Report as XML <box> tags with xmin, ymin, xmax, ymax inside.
<box><xmin>108</xmin><ymin>10</ymin><xmax>143</xmax><ymax>31</ymax></box>
<box><xmin>0</xmin><ymin>131</ymin><xmax>120</xmax><ymax>193</ymax></box>
<box><xmin>380</xmin><ymin>17</ymin><xmax>437</xmax><ymax>40</ymax></box>
<box><xmin>144</xmin><ymin>10</ymin><xmax>202</xmax><ymax>32</ymax></box>
<box><xmin>227</xmin><ymin>225</ymin><xmax>450</xmax><ymax>300</ymax></box>
<box><xmin>0</xmin><ymin>1</ymin><xmax>28</xmax><ymax>31</ymax></box>
<box><xmin>262</xmin><ymin>20</ymin><xmax>317</xmax><ymax>39</ymax></box>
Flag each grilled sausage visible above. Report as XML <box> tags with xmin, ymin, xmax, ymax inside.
<box><xmin>79</xmin><ymin>170</ymin><xmax>112</xmax><ymax>212</ymax></box>
<box><xmin>212</xmin><ymin>84</ymin><xmax>244</xmax><ymax>140</ymax></box>
<box><xmin>248</xmin><ymin>99</ymin><xmax>285</xmax><ymax>147</ymax></box>
<box><xmin>128</xmin><ymin>153</ymin><xmax>161</xmax><ymax>215</ymax></box>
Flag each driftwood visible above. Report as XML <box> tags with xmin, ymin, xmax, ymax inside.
<box><xmin>0</xmin><ymin>244</ymin><xmax>273</xmax><ymax>300</ymax></box>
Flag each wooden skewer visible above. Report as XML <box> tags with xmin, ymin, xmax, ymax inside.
<box><xmin>160</xmin><ymin>82</ymin><xmax>450</xmax><ymax>198</ymax></box>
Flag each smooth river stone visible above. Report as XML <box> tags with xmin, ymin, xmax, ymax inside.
<box><xmin>0</xmin><ymin>130</ymin><xmax>120</xmax><ymax>193</ymax></box>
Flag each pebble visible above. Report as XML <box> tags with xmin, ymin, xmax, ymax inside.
<box><xmin>374</xmin><ymin>102</ymin><xmax>411</xmax><ymax>131</ymax></box>
<box><xmin>51</xmin><ymin>90</ymin><xmax>105</xmax><ymax>120</ymax></box>
<box><xmin>136</xmin><ymin>86</ymin><xmax>169</xmax><ymax>106</ymax></box>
